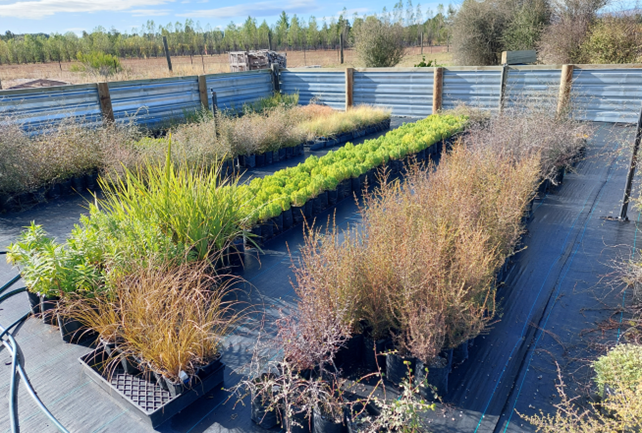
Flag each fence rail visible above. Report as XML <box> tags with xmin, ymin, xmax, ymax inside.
<box><xmin>2</xmin><ymin>64</ymin><xmax>642</xmax><ymax>131</ymax></box>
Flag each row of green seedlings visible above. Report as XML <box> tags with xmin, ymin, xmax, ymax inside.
<box><xmin>4</xmin><ymin>113</ymin><xmax>464</xmax><ymax>400</ymax></box>
<box><xmin>239</xmin><ymin>114</ymin><xmax>469</xmax><ymax>243</ymax></box>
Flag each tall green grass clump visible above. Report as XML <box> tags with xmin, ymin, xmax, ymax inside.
<box><xmin>7</xmin><ymin>142</ymin><xmax>250</xmax><ymax>297</ymax></box>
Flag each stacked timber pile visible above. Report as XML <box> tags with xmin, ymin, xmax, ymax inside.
<box><xmin>229</xmin><ymin>50</ymin><xmax>287</xmax><ymax>72</ymax></box>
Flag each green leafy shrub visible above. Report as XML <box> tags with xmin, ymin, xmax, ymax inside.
<box><xmin>75</xmin><ymin>51</ymin><xmax>123</xmax><ymax>77</ymax></box>
<box><xmin>594</xmin><ymin>344</ymin><xmax>642</xmax><ymax>395</ymax></box>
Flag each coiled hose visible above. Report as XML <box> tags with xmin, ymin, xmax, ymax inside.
<box><xmin>0</xmin><ymin>252</ymin><xmax>70</xmax><ymax>433</ymax></box>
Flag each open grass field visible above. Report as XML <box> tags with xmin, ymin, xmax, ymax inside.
<box><xmin>0</xmin><ymin>46</ymin><xmax>452</xmax><ymax>89</ymax></box>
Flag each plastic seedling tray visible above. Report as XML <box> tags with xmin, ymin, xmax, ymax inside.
<box><xmin>79</xmin><ymin>348</ymin><xmax>225</xmax><ymax>428</ymax></box>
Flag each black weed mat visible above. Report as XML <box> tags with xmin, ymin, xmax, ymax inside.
<box><xmin>423</xmin><ymin>123</ymin><xmax>639</xmax><ymax>433</ymax></box>
<box><xmin>0</xmin><ymin>122</ymin><xmax>638</xmax><ymax>433</ymax></box>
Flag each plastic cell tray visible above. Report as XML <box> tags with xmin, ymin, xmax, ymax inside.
<box><xmin>79</xmin><ymin>348</ymin><xmax>225</xmax><ymax>428</ymax></box>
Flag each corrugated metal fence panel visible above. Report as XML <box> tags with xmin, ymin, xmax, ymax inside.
<box><xmin>442</xmin><ymin>69</ymin><xmax>502</xmax><ymax>112</ymax></box>
<box><xmin>353</xmin><ymin>70</ymin><xmax>433</xmax><ymax>117</ymax></box>
<box><xmin>571</xmin><ymin>68</ymin><xmax>642</xmax><ymax>123</ymax></box>
<box><xmin>109</xmin><ymin>76</ymin><xmax>201</xmax><ymax>127</ymax></box>
<box><xmin>505</xmin><ymin>69</ymin><xmax>560</xmax><ymax>109</ymax></box>
<box><xmin>0</xmin><ymin>84</ymin><xmax>102</xmax><ymax>131</ymax></box>
<box><xmin>281</xmin><ymin>70</ymin><xmax>345</xmax><ymax>110</ymax></box>
<box><xmin>206</xmin><ymin>70</ymin><xmax>273</xmax><ymax>111</ymax></box>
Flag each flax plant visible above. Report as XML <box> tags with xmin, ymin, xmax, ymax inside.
<box><xmin>99</xmin><ymin>140</ymin><xmax>251</xmax><ymax>262</ymax></box>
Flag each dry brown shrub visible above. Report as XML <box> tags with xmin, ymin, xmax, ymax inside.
<box><xmin>463</xmin><ymin>105</ymin><xmax>591</xmax><ymax>184</ymax></box>
<box><xmin>291</xmin><ymin>144</ymin><xmax>540</xmax><ymax>364</ymax></box>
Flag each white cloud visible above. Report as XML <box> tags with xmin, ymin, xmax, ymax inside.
<box><xmin>179</xmin><ymin>0</ymin><xmax>317</xmax><ymax>18</ymax></box>
<box><xmin>130</xmin><ymin>8</ymin><xmax>172</xmax><ymax>16</ymax></box>
<box><xmin>0</xmin><ymin>0</ymin><xmax>174</xmax><ymax>19</ymax></box>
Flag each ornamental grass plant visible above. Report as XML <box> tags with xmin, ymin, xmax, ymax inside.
<box><xmin>61</xmin><ymin>259</ymin><xmax>243</xmax><ymax>383</ymax></box>
<box><xmin>0</xmin><ymin>115</ymin><xmax>140</xmax><ymax>197</ymax></box>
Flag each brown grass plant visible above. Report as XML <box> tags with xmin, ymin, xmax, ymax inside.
<box><xmin>290</xmin><ymin>143</ymin><xmax>540</xmax><ymax>365</ymax></box>
<box><xmin>61</xmin><ymin>259</ymin><xmax>243</xmax><ymax>382</ymax></box>
<box><xmin>0</xmin><ymin>115</ymin><xmax>141</xmax><ymax>196</ymax></box>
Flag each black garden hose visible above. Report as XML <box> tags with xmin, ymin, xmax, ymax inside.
<box><xmin>0</xmin><ymin>269</ymin><xmax>71</xmax><ymax>433</ymax></box>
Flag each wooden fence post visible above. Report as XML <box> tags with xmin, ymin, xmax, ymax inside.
<box><xmin>340</xmin><ymin>33</ymin><xmax>344</xmax><ymax>65</ymax></box>
<box><xmin>271</xmin><ymin>64</ymin><xmax>280</xmax><ymax>93</ymax></box>
<box><xmin>557</xmin><ymin>64</ymin><xmax>574</xmax><ymax>117</ymax></box>
<box><xmin>163</xmin><ymin>36</ymin><xmax>172</xmax><ymax>72</ymax></box>
<box><xmin>197</xmin><ymin>75</ymin><xmax>209</xmax><ymax>110</ymax></box>
<box><xmin>433</xmin><ymin>67</ymin><xmax>444</xmax><ymax>114</ymax></box>
<box><xmin>96</xmin><ymin>82</ymin><xmax>114</xmax><ymax>122</ymax></box>
<box><xmin>345</xmin><ymin>67</ymin><xmax>354</xmax><ymax>111</ymax></box>
<box><xmin>499</xmin><ymin>64</ymin><xmax>509</xmax><ymax>113</ymax></box>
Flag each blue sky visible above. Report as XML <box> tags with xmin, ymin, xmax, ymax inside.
<box><xmin>0</xmin><ymin>0</ymin><xmax>449</xmax><ymax>35</ymax></box>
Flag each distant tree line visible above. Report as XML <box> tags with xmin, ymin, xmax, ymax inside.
<box><xmin>0</xmin><ymin>1</ymin><xmax>454</xmax><ymax>65</ymax></box>
<box><xmin>451</xmin><ymin>0</ymin><xmax>642</xmax><ymax>65</ymax></box>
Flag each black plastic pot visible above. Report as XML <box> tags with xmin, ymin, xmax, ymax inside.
<box><xmin>251</xmin><ymin>390</ymin><xmax>280</xmax><ymax>429</ymax></box>
<box><xmin>271</xmin><ymin>213</ymin><xmax>284</xmax><ymax>236</ymax></box>
<box><xmin>452</xmin><ymin>341</ymin><xmax>469</xmax><ymax>366</ymax></box>
<box><xmin>416</xmin><ymin>355</ymin><xmax>449</xmax><ymax>400</ymax></box>
<box><xmin>30</xmin><ymin>186</ymin><xmax>47</xmax><ymax>204</ymax></box>
<box><xmin>351</xmin><ymin>177</ymin><xmax>361</xmax><ymax>198</ymax></box>
<box><xmin>57</xmin><ymin>314</ymin><xmax>84</xmax><ymax>343</ymax></box>
<box><xmin>100</xmin><ymin>338</ymin><xmax>116</xmax><ymax>357</ymax></box>
<box><xmin>47</xmin><ymin>183</ymin><xmax>62</xmax><ymax>200</ymax></box>
<box><xmin>72</xmin><ymin>175</ymin><xmax>85</xmax><ymax>192</ymax></box>
<box><xmin>154</xmin><ymin>371</ymin><xmax>170</xmax><ymax>391</ymax></box>
<box><xmin>40</xmin><ymin>295</ymin><xmax>59</xmax><ymax>325</ymax></box>
<box><xmin>386</xmin><ymin>353</ymin><xmax>417</xmax><ymax>387</ymax></box>
<box><xmin>286</xmin><ymin>146</ymin><xmax>293</xmax><ymax>159</ymax></box>
<box><xmin>84</xmin><ymin>171</ymin><xmax>99</xmax><ymax>191</ymax></box>
<box><xmin>260</xmin><ymin>221</ymin><xmax>274</xmax><ymax>240</ymax></box>
<box><xmin>256</xmin><ymin>152</ymin><xmax>266</xmax><ymax>167</ymax></box>
<box><xmin>313</xmin><ymin>410</ymin><xmax>344</xmax><ymax>433</ymax></box>
<box><xmin>297</xmin><ymin>143</ymin><xmax>305</xmax><ymax>156</ymax></box>
<box><xmin>278</xmin><ymin>148</ymin><xmax>286</xmax><ymax>161</ymax></box>
<box><xmin>312</xmin><ymin>192</ymin><xmax>328</xmax><ymax>215</ymax></box>
<box><xmin>416</xmin><ymin>149</ymin><xmax>427</xmax><ymax>162</ymax></box>
<box><xmin>335</xmin><ymin>334</ymin><xmax>364</xmax><ymax>375</ymax></box>
<box><xmin>228</xmin><ymin>237</ymin><xmax>245</xmax><ymax>270</ymax></box>
<box><xmin>197</xmin><ymin>354</ymin><xmax>223</xmax><ymax>380</ymax></box>
<box><xmin>27</xmin><ymin>291</ymin><xmax>41</xmax><ymax>315</ymax></box>
<box><xmin>242</xmin><ymin>154</ymin><xmax>257</xmax><ymax>168</ymax></box>
<box><xmin>292</xmin><ymin>205</ymin><xmax>305</xmax><ymax>225</ymax></box>
<box><xmin>337</xmin><ymin>179</ymin><xmax>351</xmax><ymax>200</ymax></box>
<box><xmin>113</xmin><ymin>346</ymin><xmax>141</xmax><ymax>375</ymax></box>
<box><xmin>265</xmin><ymin>151</ymin><xmax>274</xmax><ymax>165</ymax></box>
<box><xmin>327</xmin><ymin>189</ymin><xmax>338</xmax><ymax>206</ymax></box>
<box><xmin>282</xmin><ymin>208</ymin><xmax>294</xmax><ymax>231</ymax></box>
<box><xmin>250</xmin><ymin>225</ymin><xmax>262</xmax><ymax>244</ymax></box>
<box><xmin>60</xmin><ymin>178</ymin><xmax>73</xmax><ymax>196</ymax></box>
<box><xmin>364</xmin><ymin>337</ymin><xmax>389</xmax><ymax>372</ymax></box>
<box><xmin>304</xmin><ymin>201</ymin><xmax>313</xmax><ymax>220</ymax></box>
<box><xmin>165</xmin><ymin>378</ymin><xmax>185</xmax><ymax>398</ymax></box>
<box><xmin>273</xmin><ymin>149</ymin><xmax>281</xmax><ymax>163</ymax></box>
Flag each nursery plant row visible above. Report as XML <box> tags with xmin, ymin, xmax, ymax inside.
<box><xmin>0</xmin><ymin>96</ymin><xmax>391</xmax><ymax>214</ymax></box>
<box><xmin>240</xmin><ymin>114</ymin><xmax>468</xmax><ymax>241</ymax></box>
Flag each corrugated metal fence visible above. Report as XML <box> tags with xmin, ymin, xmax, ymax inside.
<box><xmin>3</xmin><ymin>65</ymin><xmax>642</xmax><ymax>131</ymax></box>
<box><xmin>0</xmin><ymin>69</ymin><xmax>273</xmax><ymax>131</ymax></box>
<box><xmin>353</xmin><ymin>69</ymin><xmax>433</xmax><ymax>117</ymax></box>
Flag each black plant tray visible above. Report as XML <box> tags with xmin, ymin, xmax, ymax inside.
<box><xmin>79</xmin><ymin>348</ymin><xmax>225</xmax><ymax>428</ymax></box>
